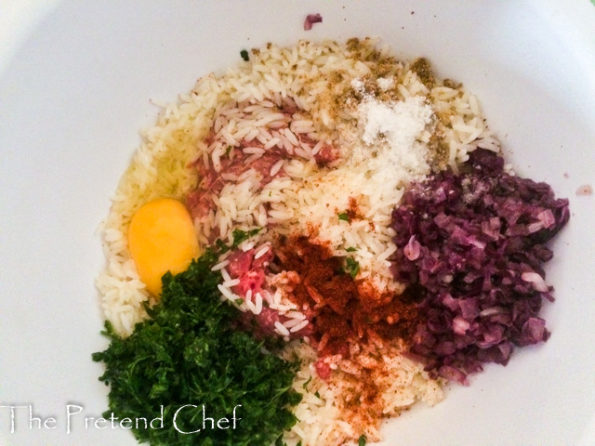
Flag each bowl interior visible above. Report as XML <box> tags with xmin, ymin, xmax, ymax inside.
<box><xmin>0</xmin><ymin>1</ymin><xmax>593</xmax><ymax>445</ymax></box>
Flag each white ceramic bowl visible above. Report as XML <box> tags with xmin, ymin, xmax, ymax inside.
<box><xmin>1</xmin><ymin>1</ymin><xmax>594</xmax><ymax>445</ymax></box>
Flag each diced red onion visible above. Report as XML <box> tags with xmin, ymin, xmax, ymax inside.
<box><xmin>303</xmin><ymin>13</ymin><xmax>323</xmax><ymax>31</ymax></box>
<box><xmin>452</xmin><ymin>316</ymin><xmax>470</xmax><ymax>335</ymax></box>
<box><xmin>391</xmin><ymin>149</ymin><xmax>569</xmax><ymax>383</ymax></box>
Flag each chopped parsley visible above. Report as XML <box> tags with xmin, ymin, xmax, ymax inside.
<box><xmin>345</xmin><ymin>246</ymin><xmax>357</xmax><ymax>252</ymax></box>
<box><xmin>338</xmin><ymin>212</ymin><xmax>350</xmax><ymax>222</ymax></box>
<box><xmin>358</xmin><ymin>434</ymin><xmax>367</xmax><ymax>446</ymax></box>
<box><xmin>240</xmin><ymin>49</ymin><xmax>250</xmax><ymax>61</ymax></box>
<box><xmin>302</xmin><ymin>376</ymin><xmax>312</xmax><ymax>390</ymax></box>
<box><xmin>92</xmin><ymin>250</ymin><xmax>301</xmax><ymax>446</ymax></box>
<box><xmin>215</xmin><ymin>238</ymin><xmax>229</xmax><ymax>253</ymax></box>
<box><xmin>345</xmin><ymin>257</ymin><xmax>360</xmax><ymax>279</ymax></box>
<box><xmin>232</xmin><ymin>227</ymin><xmax>261</xmax><ymax>247</ymax></box>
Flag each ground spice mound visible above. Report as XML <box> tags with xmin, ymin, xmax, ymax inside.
<box><xmin>274</xmin><ymin>236</ymin><xmax>421</xmax><ymax>358</ymax></box>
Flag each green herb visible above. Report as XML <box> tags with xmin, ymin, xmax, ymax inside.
<box><xmin>314</xmin><ymin>391</ymin><xmax>320</xmax><ymax>399</ymax></box>
<box><xmin>232</xmin><ymin>227</ymin><xmax>261</xmax><ymax>247</ymax></box>
<box><xmin>338</xmin><ymin>212</ymin><xmax>350</xmax><ymax>222</ymax></box>
<box><xmin>358</xmin><ymin>434</ymin><xmax>367</xmax><ymax>446</ymax></box>
<box><xmin>302</xmin><ymin>376</ymin><xmax>312</xmax><ymax>390</ymax></box>
<box><xmin>215</xmin><ymin>238</ymin><xmax>229</xmax><ymax>253</ymax></box>
<box><xmin>225</xmin><ymin>145</ymin><xmax>233</xmax><ymax>156</ymax></box>
<box><xmin>235</xmin><ymin>298</ymin><xmax>244</xmax><ymax>305</ymax></box>
<box><xmin>345</xmin><ymin>257</ymin><xmax>360</xmax><ymax>278</ymax></box>
<box><xmin>240</xmin><ymin>49</ymin><xmax>250</xmax><ymax>61</ymax></box>
<box><xmin>92</xmin><ymin>251</ymin><xmax>301</xmax><ymax>446</ymax></box>
<box><xmin>345</xmin><ymin>246</ymin><xmax>357</xmax><ymax>252</ymax></box>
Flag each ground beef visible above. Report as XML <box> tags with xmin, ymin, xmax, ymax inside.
<box><xmin>227</xmin><ymin>248</ymin><xmax>271</xmax><ymax>296</ymax></box>
<box><xmin>186</xmin><ymin>145</ymin><xmax>287</xmax><ymax>220</ymax></box>
<box><xmin>226</xmin><ymin>247</ymin><xmax>312</xmax><ymax>339</ymax></box>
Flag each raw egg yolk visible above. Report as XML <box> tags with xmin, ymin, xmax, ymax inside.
<box><xmin>128</xmin><ymin>198</ymin><xmax>200</xmax><ymax>296</ymax></box>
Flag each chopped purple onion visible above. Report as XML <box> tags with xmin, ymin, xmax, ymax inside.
<box><xmin>391</xmin><ymin>149</ymin><xmax>569</xmax><ymax>384</ymax></box>
<box><xmin>304</xmin><ymin>13</ymin><xmax>323</xmax><ymax>31</ymax></box>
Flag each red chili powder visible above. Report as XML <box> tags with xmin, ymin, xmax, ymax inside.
<box><xmin>275</xmin><ymin>236</ymin><xmax>421</xmax><ymax>357</ymax></box>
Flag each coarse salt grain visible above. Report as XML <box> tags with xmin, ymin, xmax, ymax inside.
<box><xmin>359</xmin><ymin>95</ymin><xmax>433</xmax><ymax>172</ymax></box>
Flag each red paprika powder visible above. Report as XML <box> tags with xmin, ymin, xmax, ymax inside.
<box><xmin>274</xmin><ymin>236</ymin><xmax>421</xmax><ymax>358</ymax></box>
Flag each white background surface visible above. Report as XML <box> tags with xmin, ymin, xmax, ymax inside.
<box><xmin>0</xmin><ymin>1</ymin><xmax>594</xmax><ymax>445</ymax></box>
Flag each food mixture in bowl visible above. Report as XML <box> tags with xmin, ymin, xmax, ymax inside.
<box><xmin>93</xmin><ymin>38</ymin><xmax>569</xmax><ymax>446</ymax></box>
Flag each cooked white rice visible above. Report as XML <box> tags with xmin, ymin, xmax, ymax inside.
<box><xmin>96</xmin><ymin>38</ymin><xmax>499</xmax><ymax>445</ymax></box>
